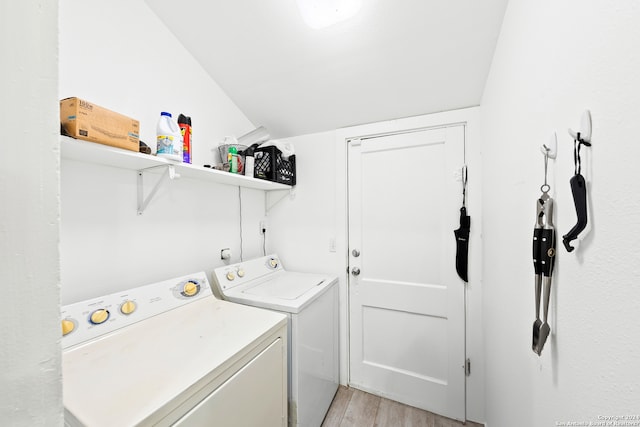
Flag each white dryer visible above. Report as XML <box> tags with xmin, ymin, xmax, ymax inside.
<box><xmin>212</xmin><ymin>255</ymin><xmax>339</xmax><ymax>427</ymax></box>
<box><xmin>61</xmin><ymin>272</ymin><xmax>288</xmax><ymax>427</ymax></box>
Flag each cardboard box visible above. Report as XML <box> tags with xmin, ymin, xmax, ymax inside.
<box><xmin>60</xmin><ymin>97</ymin><xmax>140</xmax><ymax>152</ymax></box>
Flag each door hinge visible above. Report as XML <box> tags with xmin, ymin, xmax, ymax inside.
<box><xmin>465</xmin><ymin>358</ymin><xmax>471</xmax><ymax>376</ymax></box>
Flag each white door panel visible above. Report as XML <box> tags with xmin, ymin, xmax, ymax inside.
<box><xmin>348</xmin><ymin>126</ymin><xmax>466</xmax><ymax>421</ymax></box>
<box><xmin>362</xmin><ymin>306</ymin><xmax>448</xmax><ymax>380</ymax></box>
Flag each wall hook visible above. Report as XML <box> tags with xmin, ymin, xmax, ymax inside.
<box><xmin>568</xmin><ymin>110</ymin><xmax>592</xmax><ymax>144</ymax></box>
<box><xmin>540</xmin><ymin>132</ymin><xmax>557</xmax><ymax>159</ymax></box>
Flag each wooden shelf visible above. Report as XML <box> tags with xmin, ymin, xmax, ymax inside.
<box><xmin>60</xmin><ymin>136</ymin><xmax>292</xmax><ymax>191</ymax></box>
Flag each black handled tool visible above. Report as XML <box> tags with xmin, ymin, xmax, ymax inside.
<box><xmin>563</xmin><ymin>134</ymin><xmax>591</xmax><ymax>252</ymax></box>
<box><xmin>532</xmin><ymin>194</ymin><xmax>556</xmax><ymax>355</ymax></box>
<box><xmin>532</xmin><ymin>148</ymin><xmax>556</xmax><ymax>356</ymax></box>
<box><xmin>454</xmin><ymin>166</ymin><xmax>470</xmax><ymax>282</ymax></box>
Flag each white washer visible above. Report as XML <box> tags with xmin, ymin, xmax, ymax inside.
<box><xmin>212</xmin><ymin>255</ymin><xmax>339</xmax><ymax>427</ymax></box>
<box><xmin>61</xmin><ymin>272</ymin><xmax>288</xmax><ymax>427</ymax></box>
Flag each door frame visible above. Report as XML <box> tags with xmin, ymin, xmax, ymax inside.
<box><xmin>333</xmin><ymin>107</ymin><xmax>484</xmax><ymax>422</ymax></box>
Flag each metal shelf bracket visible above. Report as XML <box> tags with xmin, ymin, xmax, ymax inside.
<box><xmin>137</xmin><ymin>164</ymin><xmax>180</xmax><ymax>215</ymax></box>
<box><xmin>265</xmin><ymin>186</ymin><xmax>296</xmax><ymax>213</ymax></box>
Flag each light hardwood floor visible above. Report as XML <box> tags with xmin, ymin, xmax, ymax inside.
<box><xmin>321</xmin><ymin>386</ymin><xmax>483</xmax><ymax>427</ymax></box>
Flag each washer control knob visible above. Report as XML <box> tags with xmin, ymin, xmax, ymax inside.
<box><xmin>226</xmin><ymin>272</ymin><xmax>236</xmax><ymax>281</ymax></box>
<box><xmin>237</xmin><ymin>269</ymin><xmax>245</xmax><ymax>278</ymax></box>
<box><xmin>89</xmin><ymin>309</ymin><xmax>110</xmax><ymax>325</ymax></box>
<box><xmin>120</xmin><ymin>300</ymin><xmax>137</xmax><ymax>315</ymax></box>
<box><xmin>182</xmin><ymin>281</ymin><xmax>200</xmax><ymax>297</ymax></box>
<box><xmin>61</xmin><ymin>319</ymin><xmax>75</xmax><ymax>336</ymax></box>
<box><xmin>268</xmin><ymin>258</ymin><xmax>279</xmax><ymax>269</ymax></box>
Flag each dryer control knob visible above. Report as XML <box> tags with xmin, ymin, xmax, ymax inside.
<box><xmin>182</xmin><ymin>281</ymin><xmax>200</xmax><ymax>297</ymax></box>
<box><xmin>226</xmin><ymin>272</ymin><xmax>236</xmax><ymax>281</ymax></box>
<box><xmin>90</xmin><ymin>309</ymin><xmax>110</xmax><ymax>325</ymax></box>
<box><xmin>237</xmin><ymin>269</ymin><xmax>245</xmax><ymax>278</ymax></box>
<box><xmin>120</xmin><ymin>300</ymin><xmax>137</xmax><ymax>315</ymax></box>
<box><xmin>61</xmin><ymin>319</ymin><xmax>75</xmax><ymax>336</ymax></box>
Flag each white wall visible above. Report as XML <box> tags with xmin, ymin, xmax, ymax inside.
<box><xmin>0</xmin><ymin>1</ymin><xmax>62</xmax><ymax>424</ymax></box>
<box><xmin>59</xmin><ymin>0</ymin><xmax>253</xmax><ymax>165</ymax></box>
<box><xmin>268</xmin><ymin>108</ymin><xmax>485</xmax><ymax>422</ymax></box>
<box><xmin>23</xmin><ymin>1</ymin><xmax>640</xmax><ymax>424</ymax></box>
<box><xmin>266</xmin><ymin>131</ymin><xmax>340</xmax><ymax>275</ymax></box>
<box><xmin>59</xmin><ymin>0</ymin><xmax>264</xmax><ymax>304</ymax></box>
<box><xmin>480</xmin><ymin>1</ymin><xmax>640</xmax><ymax>426</ymax></box>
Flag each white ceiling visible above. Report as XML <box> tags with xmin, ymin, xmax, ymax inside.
<box><xmin>146</xmin><ymin>0</ymin><xmax>508</xmax><ymax>139</ymax></box>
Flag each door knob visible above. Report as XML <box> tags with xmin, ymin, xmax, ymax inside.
<box><xmin>352</xmin><ymin>249</ymin><xmax>360</xmax><ymax>257</ymax></box>
<box><xmin>351</xmin><ymin>267</ymin><xmax>361</xmax><ymax>276</ymax></box>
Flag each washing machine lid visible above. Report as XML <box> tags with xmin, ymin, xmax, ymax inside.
<box><xmin>224</xmin><ymin>272</ymin><xmax>338</xmax><ymax>314</ymax></box>
<box><xmin>63</xmin><ymin>296</ymin><xmax>286</xmax><ymax>427</ymax></box>
<box><xmin>212</xmin><ymin>255</ymin><xmax>338</xmax><ymax>314</ymax></box>
<box><xmin>243</xmin><ymin>272</ymin><xmax>328</xmax><ymax>300</ymax></box>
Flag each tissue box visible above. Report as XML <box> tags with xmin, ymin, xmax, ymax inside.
<box><xmin>60</xmin><ymin>97</ymin><xmax>140</xmax><ymax>152</ymax></box>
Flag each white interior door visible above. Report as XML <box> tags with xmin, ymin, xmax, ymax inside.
<box><xmin>348</xmin><ymin>126</ymin><xmax>466</xmax><ymax>420</ymax></box>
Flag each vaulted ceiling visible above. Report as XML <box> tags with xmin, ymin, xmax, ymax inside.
<box><xmin>146</xmin><ymin>0</ymin><xmax>508</xmax><ymax>138</ymax></box>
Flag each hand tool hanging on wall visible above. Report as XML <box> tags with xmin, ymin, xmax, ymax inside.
<box><xmin>532</xmin><ymin>145</ymin><xmax>556</xmax><ymax>356</ymax></box>
<box><xmin>563</xmin><ymin>111</ymin><xmax>592</xmax><ymax>252</ymax></box>
<box><xmin>454</xmin><ymin>166</ymin><xmax>470</xmax><ymax>282</ymax></box>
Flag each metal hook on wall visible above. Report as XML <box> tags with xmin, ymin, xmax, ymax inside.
<box><xmin>540</xmin><ymin>132</ymin><xmax>557</xmax><ymax>160</ymax></box>
<box><xmin>539</xmin><ymin>133</ymin><xmax>556</xmax><ymax>195</ymax></box>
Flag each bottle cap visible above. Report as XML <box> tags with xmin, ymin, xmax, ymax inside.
<box><xmin>161</xmin><ymin>112</ymin><xmax>172</xmax><ymax>117</ymax></box>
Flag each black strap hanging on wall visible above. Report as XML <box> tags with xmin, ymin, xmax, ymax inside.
<box><xmin>454</xmin><ymin>166</ymin><xmax>470</xmax><ymax>282</ymax></box>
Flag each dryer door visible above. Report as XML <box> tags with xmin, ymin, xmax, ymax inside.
<box><xmin>174</xmin><ymin>337</ymin><xmax>286</xmax><ymax>427</ymax></box>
